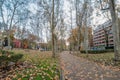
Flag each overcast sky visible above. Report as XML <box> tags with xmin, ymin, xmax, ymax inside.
<box><xmin>62</xmin><ymin>0</ymin><xmax>110</xmax><ymax>29</ymax></box>
<box><xmin>1</xmin><ymin>0</ymin><xmax>120</xmax><ymax>43</ymax></box>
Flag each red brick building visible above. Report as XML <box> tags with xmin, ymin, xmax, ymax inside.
<box><xmin>13</xmin><ymin>39</ymin><xmax>21</xmax><ymax>48</ymax></box>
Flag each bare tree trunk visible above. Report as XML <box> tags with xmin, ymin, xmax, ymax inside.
<box><xmin>52</xmin><ymin>0</ymin><xmax>55</xmax><ymax>58</ymax></box>
<box><xmin>69</xmin><ymin>6</ymin><xmax>73</xmax><ymax>54</ymax></box>
<box><xmin>8</xmin><ymin>6</ymin><xmax>16</xmax><ymax>49</ymax></box>
<box><xmin>60</xmin><ymin>39</ymin><xmax>63</xmax><ymax>52</ymax></box>
<box><xmin>0</xmin><ymin>1</ymin><xmax>5</xmax><ymax>25</ymax></box>
<box><xmin>8</xmin><ymin>2</ymin><xmax>18</xmax><ymax>49</ymax></box>
<box><xmin>54</xmin><ymin>34</ymin><xmax>58</xmax><ymax>53</ymax></box>
<box><xmin>84</xmin><ymin>1</ymin><xmax>88</xmax><ymax>54</ymax></box>
<box><xmin>84</xmin><ymin>23</ymin><xmax>88</xmax><ymax>54</ymax></box>
<box><xmin>76</xmin><ymin>0</ymin><xmax>81</xmax><ymax>53</ymax></box>
<box><xmin>75</xmin><ymin>0</ymin><xmax>86</xmax><ymax>54</ymax></box>
<box><xmin>109</xmin><ymin>0</ymin><xmax>120</xmax><ymax>61</ymax></box>
<box><xmin>52</xmin><ymin>32</ymin><xmax>55</xmax><ymax>57</ymax></box>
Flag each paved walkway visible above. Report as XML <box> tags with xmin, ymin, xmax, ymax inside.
<box><xmin>60</xmin><ymin>51</ymin><xmax>120</xmax><ymax>80</ymax></box>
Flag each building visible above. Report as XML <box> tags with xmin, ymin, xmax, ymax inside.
<box><xmin>93</xmin><ymin>21</ymin><xmax>114</xmax><ymax>50</ymax></box>
<box><xmin>13</xmin><ymin>39</ymin><xmax>21</xmax><ymax>48</ymax></box>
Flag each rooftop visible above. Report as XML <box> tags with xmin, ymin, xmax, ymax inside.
<box><xmin>94</xmin><ymin>20</ymin><xmax>112</xmax><ymax>32</ymax></box>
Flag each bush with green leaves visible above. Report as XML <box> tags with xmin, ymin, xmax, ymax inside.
<box><xmin>0</xmin><ymin>49</ymin><xmax>23</xmax><ymax>68</ymax></box>
<box><xmin>10</xmin><ymin>54</ymin><xmax>23</xmax><ymax>62</ymax></box>
<box><xmin>0</xmin><ymin>49</ymin><xmax>14</xmax><ymax>56</ymax></box>
<box><xmin>81</xmin><ymin>49</ymin><xmax>114</xmax><ymax>54</ymax></box>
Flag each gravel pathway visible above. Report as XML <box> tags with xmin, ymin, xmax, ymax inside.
<box><xmin>60</xmin><ymin>51</ymin><xmax>120</xmax><ymax>80</ymax></box>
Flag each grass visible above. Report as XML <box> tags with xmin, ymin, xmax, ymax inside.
<box><xmin>74</xmin><ymin>52</ymin><xmax>120</xmax><ymax>67</ymax></box>
<box><xmin>6</xmin><ymin>49</ymin><xmax>60</xmax><ymax>80</ymax></box>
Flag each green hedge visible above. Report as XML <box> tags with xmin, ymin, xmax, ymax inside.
<box><xmin>0</xmin><ymin>50</ymin><xmax>23</xmax><ymax>68</ymax></box>
<box><xmin>10</xmin><ymin>54</ymin><xmax>23</xmax><ymax>62</ymax></box>
<box><xmin>0</xmin><ymin>49</ymin><xmax>14</xmax><ymax>55</ymax></box>
<box><xmin>81</xmin><ymin>49</ymin><xmax>114</xmax><ymax>54</ymax></box>
<box><xmin>0</xmin><ymin>56</ymin><xmax>9</xmax><ymax>62</ymax></box>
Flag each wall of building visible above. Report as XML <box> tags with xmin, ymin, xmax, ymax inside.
<box><xmin>93</xmin><ymin>21</ymin><xmax>114</xmax><ymax>50</ymax></box>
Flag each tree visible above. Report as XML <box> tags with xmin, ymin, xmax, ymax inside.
<box><xmin>74</xmin><ymin>0</ymin><xmax>93</xmax><ymax>54</ymax></box>
<box><xmin>68</xmin><ymin>27</ymin><xmax>82</xmax><ymax>50</ymax></box>
<box><xmin>0</xmin><ymin>0</ymin><xmax>30</xmax><ymax>49</ymax></box>
<box><xmin>29</xmin><ymin>11</ymin><xmax>43</xmax><ymax>43</ymax></box>
<box><xmin>37</xmin><ymin>0</ymin><xmax>62</xmax><ymax>58</ymax></box>
<box><xmin>75</xmin><ymin>0</ymin><xmax>85</xmax><ymax>53</ymax></box>
<box><xmin>68</xmin><ymin>26</ymin><xmax>93</xmax><ymax>50</ymax></box>
<box><xmin>68</xmin><ymin>1</ymin><xmax>74</xmax><ymax>53</ymax></box>
<box><xmin>56</xmin><ymin>16</ymin><xmax>66</xmax><ymax>52</ymax></box>
<box><xmin>109</xmin><ymin>0</ymin><xmax>120</xmax><ymax>61</ymax></box>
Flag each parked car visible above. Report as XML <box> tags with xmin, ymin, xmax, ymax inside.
<box><xmin>39</xmin><ymin>48</ymin><xmax>45</xmax><ymax>51</ymax></box>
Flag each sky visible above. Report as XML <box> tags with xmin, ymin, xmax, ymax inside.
<box><xmin>21</xmin><ymin>0</ymin><xmax>120</xmax><ymax>42</ymax></box>
<box><xmin>0</xmin><ymin>0</ymin><xmax>113</xmax><ymax>29</ymax></box>
<box><xmin>1</xmin><ymin>0</ymin><xmax>120</xmax><ymax>28</ymax></box>
<box><xmin>1</xmin><ymin>0</ymin><xmax>120</xmax><ymax>43</ymax></box>
<box><xmin>28</xmin><ymin>3</ymin><xmax>38</xmax><ymax>14</ymax></box>
<box><xmin>63</xmin><ymin>0</ymin><xmax>109</xmax><ymax>29</ymax></box>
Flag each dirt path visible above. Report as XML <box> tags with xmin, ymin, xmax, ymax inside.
<box><xmin>59</xmin><ymin>51</ymin><xmax>120</xmax><ymax>80</ymax></box>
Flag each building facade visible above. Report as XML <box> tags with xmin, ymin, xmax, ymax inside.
<box><xmin>13</xmin><ymin>39</ymin><xmax>21</xmax><ymax>48</ymax></box>
<box><xmin>93</xmin><ymin>21</ymin><xmax>114</xmax><ymax>50</ymax></box>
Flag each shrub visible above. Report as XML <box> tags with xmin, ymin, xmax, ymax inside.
<box><xmin>0</xmin><ymin>56</ymin><xmax>9</xmax><ymax>61</ymax></box>
<box><xmin>0</xmin><ymin>50</ymin><xmax>6</xmax><ymax>54</ymax></box>
<box><xmin>0</xmin><ymin>56</ymin><xmax>10</xmax><ymax>68</ymax></box>
<box><xmin>80</xmin><ymin>49</ymin><xmax>114</xmax><ymax>54</ymax></box>
<box><xmin>0</xmin><ymin>49</ymin><xmax>14</xmax><ymax>55</ymax></box>
<box><xmin>10</xmin><ymin>54</ymin><xmax>23</xmax><ymax>62</ymax></box>
<box><xmin>0</xmin><ymin>50</ymin><xmax>23</xmax><ymax>69</ymax></box>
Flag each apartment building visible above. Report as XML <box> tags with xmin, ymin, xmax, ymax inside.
<box><xmin>93</xmin><ymin>21</ymin><xmax>114</xmax><ymax>49</ymax></box>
